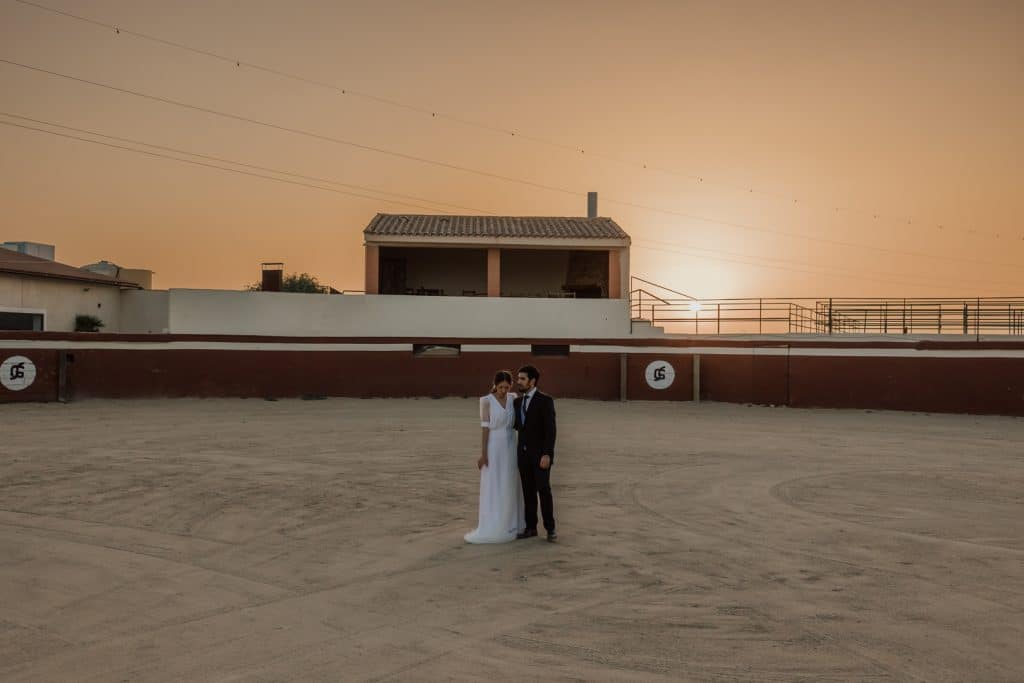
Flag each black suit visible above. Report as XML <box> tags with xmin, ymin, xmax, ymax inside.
<box><xmin>514</xmin><ymin>390</ymin><xmax>557</xmax><ymax>533</ymax></box>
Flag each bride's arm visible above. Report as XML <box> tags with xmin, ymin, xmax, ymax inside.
<box><xmin>479</xmin><ymin>429</ymin><xmax>489</xmax><ymax>469</ymax></box>
<box><xmin>478</xmin><ymin>397</ymin><xmax>490</xmax><ymax>469</ymax></box>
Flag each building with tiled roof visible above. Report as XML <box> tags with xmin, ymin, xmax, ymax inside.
<box><xmin>0</xmin><ymin>249</ymin><xmax>143</xmax><ymax>332</ymax></box>
<box><xmin>362</xmin><ymin>195</ymin><xmax>631</xmax><ymax>299</ymax></box>
<box><xmin>0</xmin><ymin>249</ymin><xmax>143</xmax><ymax>289</ymax></box>
<box><xmin>364</xmin><ymin>215</ymin><xmax>630</xmax><ymax>241</ymax></box>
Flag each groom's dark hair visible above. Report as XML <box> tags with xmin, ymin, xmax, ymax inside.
<box><xmin>519</xmin><ymin>365</ymin><xmax>540</xmax><ymax>383</ymax></box>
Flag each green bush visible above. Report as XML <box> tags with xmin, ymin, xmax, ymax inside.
<box><xmin>245</xmin><ymin>272</ymin><xmax>327</xmax><ymax>293</ymax></box>
<box><xmin>74</xmin><ymin>314</ymin><xmax>105</xmax><ymax>332</ymax></box>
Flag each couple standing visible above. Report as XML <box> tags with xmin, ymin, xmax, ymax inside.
<box><xmin>464</xmin><ymin>365</ymin><xmax>558</xmax><ymax>544</ymax></box>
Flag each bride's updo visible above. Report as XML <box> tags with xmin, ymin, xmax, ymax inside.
<box><xmin>491</xmin><ymin>370</ymin><xmax>513</xmax><ymax>393</ymax></box>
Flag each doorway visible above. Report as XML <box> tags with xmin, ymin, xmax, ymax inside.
<box><xmin>379</xmin><ymin>258</ymin><xmax>407</xmax><ymax>295</ymax></box>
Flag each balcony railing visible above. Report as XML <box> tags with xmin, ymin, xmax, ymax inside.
<box><xmin>631</xmin><ymin>289</ymin><xmax>1024</xmax><ymax>337</ymax></box>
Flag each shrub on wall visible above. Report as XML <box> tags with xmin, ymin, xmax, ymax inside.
<box><xmin>74</xmin><ymin>314</ymin><xmax>105</xmax><ymax>332</ymax></box>
<box><xmin>245</xmin><ymin>272</ymin><xmax>327</xmax><ymax>293</ymax></box>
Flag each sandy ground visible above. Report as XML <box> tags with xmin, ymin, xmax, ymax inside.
<box><xmin>1</xmin><ymin>398</ymin><xmax>1022</xmax><ymax>682</ymax></box>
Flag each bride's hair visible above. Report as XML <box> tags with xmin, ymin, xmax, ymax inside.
<box><xmin>490</xmin><ymin>370</ymin><xmax>513</xmax><ymax>393</ymax></box>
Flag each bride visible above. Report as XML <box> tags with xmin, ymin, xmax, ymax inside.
<box><xmin>465</xmin><ymin>370</ymin><xmax>526</xmax><ymax>543</ymax></box>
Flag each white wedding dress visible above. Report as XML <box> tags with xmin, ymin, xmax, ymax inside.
<box><xmin>465</xmin><ymin>392</ymin><xmax>526</xmax><ymax>544</ymax></box>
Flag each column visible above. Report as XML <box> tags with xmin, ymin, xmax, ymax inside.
<box><xmin>608</xmin><ymin>249</ymin><xmax>621</xmax><ymax>299</ymax></box>
<box><xmin>487</xmin><ymin>248</ymin><xmax>501</xmax><ymax>297</ymax></box>
<box><xmin>365</xmin><ymin>244</ymin><xmax>379</xmax><ymax>294</ymax></box>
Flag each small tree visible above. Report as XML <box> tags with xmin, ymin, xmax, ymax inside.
<box><xmin>282</xmin><ymin>272</ymin><xmax>325</xmax><ymax>293</ymax></box>
<box><xmin>245</xmin><ymin>272</ymin><xmax>326</xmax><ymax>293</ymax></box>
<box><xmin>75</xmin><ymin>314</ymin><xmax>105</xmax><ymax>332</ymax></box>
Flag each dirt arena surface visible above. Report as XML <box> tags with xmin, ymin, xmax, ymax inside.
<box><xmin>1</xmin><ymin>398</ymin><xmax>1022</xmax><ymax>681</ymax></box>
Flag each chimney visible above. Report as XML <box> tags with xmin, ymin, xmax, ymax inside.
<box><xmin>261</xmin><ymin>262</ymin><xmax>283</xmax><ymax>292</ymax></box>
<box><xmin>587</xmin><ymin>192</ymin><xmax>598</xmax><ymax>218</ymax></box>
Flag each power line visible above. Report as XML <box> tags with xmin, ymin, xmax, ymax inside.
<box><xmin>632</xmin><ymin>240</ymin><xmax>1019</xmax><ymax>292</ymax></box>
<box><xmin>0</xmin><ymin>119</ymin><xmax>454</xmax><ymax>212</ymax></box>
<box><xmin>2</xmin><ymin>113</ymin><xmax>1016</xmax><ymax>293</ymax></box>
<box><xmin>0</xmin><ymin>111</ymin><xmax>493</xmax><ymax>215</ymax></box>
<box><xmin>2</xmin><ymin>57</ymin><xmax>1019</xmax><ymax>275</ymax></box>
<box><xmin>632</xmin><ymin>242</ymin><xmax>994</xmax><ymax>294</ymax></box>
<box><xmin>9</xmin><ymin>0</ymin><xmax>1008</xmax><ymax>242</ymax></box>
<box><xmin>0</xmin><ymin>58</ymin><xmax>584</xmax><ymax>199</ymax></box>
<box><xmin>636</xmin><ymin>239</ymin><xmax>1016</xmax><ymax>290</ymax></box>
<box><xmin>609</xmin><ymin>197</ymin><xmax>1022</xmax><ymax>272</ymax></box>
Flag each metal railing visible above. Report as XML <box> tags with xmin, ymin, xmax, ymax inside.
<box><xmin>630</xmin><ymin>291</ymin><xmax>1024</xmax><ymax>336</ymax></box>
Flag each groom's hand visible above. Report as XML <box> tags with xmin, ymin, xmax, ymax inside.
<box><xmin>539</xmin><ymin>455</ymin><xmax>551</xmax><ymax>470</ymax></box>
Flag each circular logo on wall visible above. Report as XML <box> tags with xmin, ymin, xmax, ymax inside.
<box><xmin>1</xmin><ymin>356</ymin><xmax>36</xmax><ymax>392</ymax></box>
<box><xmin>644</xmin><ymin>360</ymin><xmax>675</xmax><ymax>390</ymax></box>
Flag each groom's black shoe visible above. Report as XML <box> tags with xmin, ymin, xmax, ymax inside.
<box><xmin>546</xmin><ymin>531</ymin><xmax>558</xmax><ymax>543</ymax></box>
<box><xmin>516</xmin><ymin>530</ymin><xmax>538</xmax><ymax>540</ymax></box>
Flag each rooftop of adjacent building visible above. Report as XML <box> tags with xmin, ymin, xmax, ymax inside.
<box><xmin>0</xmin><ymin>249</ymin><xmax>143</xmax><ymax>289</ymax></box>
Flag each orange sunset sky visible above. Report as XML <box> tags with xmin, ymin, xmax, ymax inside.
<box><xmin>1</xmin><ymin>0</ymin><xmax>1021</xmax><ymax>298</ymax></box>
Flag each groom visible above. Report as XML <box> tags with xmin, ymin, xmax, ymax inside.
<box><xmin>514</xmin><ymin>365</ymin><xmax>557</xmax><ymax>542</ymax></box>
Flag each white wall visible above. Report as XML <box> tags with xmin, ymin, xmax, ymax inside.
<box><xmin>120</xmin><ymin>290</ymin><xmax>169</xmax><ymax>333</ymax></box>
<box><xmin>167</xmin><ymin>289</ymin><xmax>631</xmax><ymax>338</ymax></box>
<box><xmin>0</xmin><ymin>274</ymin><xmax>122</xmax><ymax>331</ymax></box>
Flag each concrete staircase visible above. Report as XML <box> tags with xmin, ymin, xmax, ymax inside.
<box><xmin>630</xmin><ymin>318</ymin><xmax>668</xmax><ymax>337</ymax></box>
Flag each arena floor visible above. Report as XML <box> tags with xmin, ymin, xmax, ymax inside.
<box><xmin>1</xmin><ymin>398</ymin><xmax>1022</xmax><ymax>681</ymax></box>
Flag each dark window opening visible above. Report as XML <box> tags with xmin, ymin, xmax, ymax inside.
<box><xmin>379</xmin><ymin>247</ymin><xmax>487</xmax><ymax>296</ymax></box>
<box><xmin>379</xmin><ymin>257</ymin><xmax>407</xmax><ymax>295</ymax></box>
<box><xmin>531</xmin><ymin>344</ymin><xmax>570</xmax><ymax>357</ymax></box>
<box><xmin>500</xmin><ymin>249</ymin><xmax>610</xmax><ymax>298</ymax></box>
<box><xmin>413</xmin><ymin>344</ymin><xmax>461</xmax><ymax>358</ymax></box>
<box><xmin>0</xmin><ymin>312</ymin><xmax>43</xmax><ymax>331</ymax></box>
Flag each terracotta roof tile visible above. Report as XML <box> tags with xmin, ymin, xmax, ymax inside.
<box><xmin>364</xmin><ymin>214</ymin><xmax>630</xmax><ymax>240</ymax></box>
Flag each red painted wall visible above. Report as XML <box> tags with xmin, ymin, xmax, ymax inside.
<box><xmin>699</xmin><ymin>352</ymin><xmax>789</xmax><ymax>406</ymax></box>
<box><xmin>59</xmin><ymin>350</ymin><xmax>621</xmax><ymax>401</ymax></box>
<box><xmin>788</xmin><ymin>356</ymin><xmax>1024</xmax><ymax>415</ymax></box>
<box><xmin>0</xmin><ymin>349</ymin><xmax>58</xmax><ymax>403</ymax></box>
<box><xmin>3</xmin><ymin>335</ymin><xmax>1023</xmax><ymax>417</ymax></box>
<box><xmin>626</xmin><ymin>354</ymin><xmax>693</xmax><ymax>401</ymax></box>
